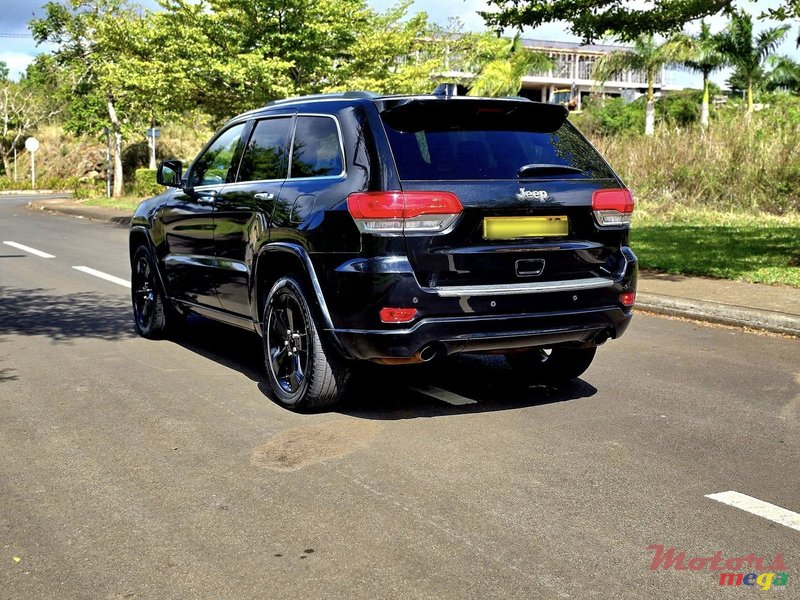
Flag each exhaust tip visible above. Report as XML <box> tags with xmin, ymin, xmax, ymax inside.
<box><xmin>418</xmin><ymin>343</ymin><xmax>444</xmax><ymax>362</ymax></box>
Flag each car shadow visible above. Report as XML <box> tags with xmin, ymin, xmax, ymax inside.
<box><xmin>170</xmin><ymin>316</ymin><xmax>266</xmax><ymax>382</ymax></box>
<box><xmin>169</xmin><ymin>317</ymin><xmax>597</xmax><ymax>418</ymax></box>
<box><xmin>335</xmin><ymin>354</ymin><xmax>598</xmax><ymax>420</ymax></box>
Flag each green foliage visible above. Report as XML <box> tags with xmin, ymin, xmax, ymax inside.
<box><xmin>716</xmin><ymin>11</ymin><xmax>790</xmax><ymax>110</ymax></box>
<box><xmin>322</xmin><ymin>1</ymin><xmax>443</xmax><ymax>94</ymax></box>
<box><xmin>480</xmin><ymin>0</ymin><xmax>735</xmax><ymax>42</ymax></box>
<box><xmin>655</xmin><ymin>90</ymin><xmax>702</xmax><ymax>126</ymax></box>
<box><xmin>467</xmin><ymin>33</ymin><xmax>552</xmax><ymax>97</ymax></box>
<box><xmin>130</xmin><ymin>168</ymin><xmax>161</xmax><ymax>197</ymax></box>
<box><xmin>571</xmin><ymin>97</ymin><xmax>644</xmax><ymax>137</ymax></box>
<box><xmin>0</xmin><ymin>61</ymin><xmax>8</xmax><ymax>81</ymax></box>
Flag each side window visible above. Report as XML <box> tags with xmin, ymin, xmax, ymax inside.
<box><xmin>238</xmin><ymin>117</ymin><xmax>292</xmax><ymax>182</ymax></box>
<box><xmin>190</xmin><ymin>123</ymin><xmax>246</xmax><ymax>187</ymax></box>
<box><xmin>290</xmin><ymin>116</ymin><xmax>344</xmax><ymax>179</ymax></box>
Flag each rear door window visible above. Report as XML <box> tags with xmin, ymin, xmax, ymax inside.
<box><xmin>237</xmin><ymin>117</ymin><xmax>292</xmax><ymax>182</ymax></box>
<box><xmin>290</xmin><ymin>116</ymin><xmax>344</xmax><ymax>179</ymax></box>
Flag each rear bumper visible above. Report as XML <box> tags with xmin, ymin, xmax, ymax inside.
<box><xmin>312</xmin><ymin>244</ymin><xmax>637</xmax><ymax>361</ymax></box>
<box><xmin>333</xmin><ymin>305</ymin><xmax>632</xmax><ymax>361</ymax></box>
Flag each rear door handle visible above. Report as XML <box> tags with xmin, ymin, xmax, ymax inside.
<box><xmin>255</xmin><ymin>192</ymin><xmax>275</xmax><ymax>201</ymax></box>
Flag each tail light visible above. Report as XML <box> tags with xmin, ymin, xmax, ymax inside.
<box><xmin>347</xmin><ymin>191</ymin><xmax>463</xmax><ymax>236</ymax></box>
<box><xmin>592</xmin><ymin>189</ymin><xmax>634</xmax><ymax>227</ymax></box>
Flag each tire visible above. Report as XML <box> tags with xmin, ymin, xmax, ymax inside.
<box><xmin>131</xmin><ymin>244</ymin><xmax>175</xmax><ymax>339</ymax></box>
<box><xmin>506</xmin><ymin>346</ymin><xmax>597</xmax><ymax>384</ymax></box>
<box><xmin>262</xmin><ymin>276</ymin><xmax>351</xmax><ymax>410</ymax></box>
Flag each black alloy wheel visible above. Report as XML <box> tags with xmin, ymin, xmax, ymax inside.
<box><xmin>131</xmin><ymin>245</ymin><xmax>170</xmax><ymax>338</ymax></box>
<box><xmin>262</xmin><ymin>277</ymin><xmax>350</xmax><ymax>410</ymax></box>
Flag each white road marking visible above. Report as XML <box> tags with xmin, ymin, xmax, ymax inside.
<box><xmin>706</xmin><ymin>491</ymin><xmax>800</xmax><ymax>533</ymax></box>
<box><xmin>3</xmin><ymin>241</ymin><xmax>55</xmax><ymax>258</ymax></box>
<box><xmin>72</xmin><ymin>266</ymin><xmax>131</xmax><ymax>288</ymax></box>
<box><xmin>412</xmin><ymin>385</ymin><xmax>478</xmax><ymax>406</ymax></box>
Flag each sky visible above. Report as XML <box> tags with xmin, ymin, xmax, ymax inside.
<box><xmin>1</xmin><ymin>0</ymin><xmax>798</xmax><ymax>88</ymax></box>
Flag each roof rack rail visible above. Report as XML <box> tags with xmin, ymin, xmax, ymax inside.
<box><xmin>263</xmin><ymin>91</ymin><xmax>378</xmax><ymax>107</ymax></box>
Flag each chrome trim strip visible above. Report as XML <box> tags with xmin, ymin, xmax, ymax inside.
<box><xmin>429</xmin><ymin>277</ymin><xmax>615</xmax><ymax>297</ymax></box>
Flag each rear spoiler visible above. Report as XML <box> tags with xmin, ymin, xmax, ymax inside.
<box><xmin>380</xmin><ymin>98</ymin><xmax>568</xmax><ymax>134</ymax></box>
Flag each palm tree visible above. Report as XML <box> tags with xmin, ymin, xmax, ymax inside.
<box><xmin>468</xmin><ymin>33</ymin><xmax>552</xmax><ymax>98</ymax></box>
<box><xmin>716</xmin><ymin>11</ymin><xmax>789</xmax><ymax>114</ymax></box>
<box><xmin>593</xmin><ymin>34</ymin><xmax>690</xmax><ymax>135</ymax></box>
<box><xmin>681</xmin><ymin>21</ymin><xmax>726</xmax><ymax>129</ymax></box>
<box><xmin>766</xmin><ymin>55</ymin><xmax>800</xmax><ymax>93</ymax></box>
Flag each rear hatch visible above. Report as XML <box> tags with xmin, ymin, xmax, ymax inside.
<box><xmin>378</xmin><ymin>98</ymin><xmax>630</xmax><ymax>288</ymax></box>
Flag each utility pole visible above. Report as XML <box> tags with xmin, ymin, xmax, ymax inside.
<box><xmin>13</xmin><ymin>146</ymin><xmax>17</xmax><ymax>182</ymax></box>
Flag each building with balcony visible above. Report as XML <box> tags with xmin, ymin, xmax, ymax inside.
<box><xmin>514</xmin><ymin>38</ymin><xmax>685</xmax><ymax>109</ymax></box>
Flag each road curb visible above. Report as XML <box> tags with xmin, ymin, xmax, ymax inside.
<box><xmin>28</xmin><ymin>199</ymin><xmax>132</xmax><ymax>226</ymax></box>
<box><xmin>637</xmin><ymin>293</ymin><xmax>800</xmax><ymax>337</ymax></box>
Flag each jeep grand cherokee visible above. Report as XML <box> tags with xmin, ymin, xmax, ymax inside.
<box><xmin>129</xmin><ymin>89</ymin><xmax>637</xmax><ymax>410</ymax></box>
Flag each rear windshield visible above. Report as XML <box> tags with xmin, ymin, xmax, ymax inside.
<box><xmin>381</xmin><ymin>105</ymin><xmax>615</xmax><ymax>181</ymax></box>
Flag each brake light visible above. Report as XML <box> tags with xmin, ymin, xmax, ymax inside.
<box><xmin>379</xmin><ymin>307</ymin><xmax>418</xmax><ymax>323</ymax></box>
<box><xmin>592</xmin><ymin>189</ymin><xmax>634</xmax><ymax>227</ymax></box>
<box><xmin>347</xmin><ymin>191</ymin><xmax>463</xmax><ymax>235</ymax></box>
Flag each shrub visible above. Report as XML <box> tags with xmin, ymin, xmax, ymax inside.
<box><xmin>571</xmin><ymin>96</ymin><xmax>645</xmax><ymax>137</ymax></box>
<box><xmin>655</xmin><ymin>90</ymin><xmax>702</xmax><ymax>127</ymax></box>
<box><xmin>130</xmin><ymin>168</ymin><xmax>162</xmax><ymax>198</ymax></box>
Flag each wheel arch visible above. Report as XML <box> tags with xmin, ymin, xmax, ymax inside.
<box><xmin>129</xmin><ymin>226</ymin><xmax>170</xmax><ymax>299</ymax></box>
<box><xmin>251</xmin><ymin>243</ymin><xmax>338</xmax><ymax>342</ymax></box>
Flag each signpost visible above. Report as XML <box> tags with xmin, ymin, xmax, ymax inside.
<box><xmin>25</xmin><ymin>137</ymin><xmax>40</xmax><ymax>190</ymax></box>
<box><xmin>146</xmin><ymin>127</ymin><xmax>160</xmax><ymax>170</ymax></box>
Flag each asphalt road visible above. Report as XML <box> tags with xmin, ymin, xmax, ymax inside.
<box><xmin>1</xmin><ymin>194</ymin><xmax>798</xmax><ymax>599</ymax></box>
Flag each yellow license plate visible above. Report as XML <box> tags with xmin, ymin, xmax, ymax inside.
<box><xmin>483</xmin><ymin>216</ymin><xmax>569</xmax><ymax>240</ymax></box>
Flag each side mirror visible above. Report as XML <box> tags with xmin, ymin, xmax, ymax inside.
<box><xmin>157</xmin><ymin>160</ymin><xmax>183</xmax><ymax>188</ymax></box>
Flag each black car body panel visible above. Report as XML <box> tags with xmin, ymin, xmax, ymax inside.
<box><xmin>131</xmin><ymin>92</ymin><xmax>637</xmax><ymax>364</ymax></box>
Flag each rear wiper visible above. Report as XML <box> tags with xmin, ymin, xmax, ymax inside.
<box><xmin>518</xmin><ymin>163</ymin><xmax>585</xmax><ymax>177</ymax></box>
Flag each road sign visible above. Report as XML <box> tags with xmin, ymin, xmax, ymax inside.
<box><xmin>146</xmin><ymin>128</ymin><xmax>161</xmax><ymax>138</ymax></box>
<box><xmin>25</xmin><ymin>137</ymin><xmax>39</xmax><ymax>190</ymax></box>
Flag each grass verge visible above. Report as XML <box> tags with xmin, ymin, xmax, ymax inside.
<box><xmin>633</xmin><ymin>204</ymin><xmax>800</xmax><ymax>287</ymax></box>
<box><xmin>80</xmin><ymin>196</ymin><xmax>145</xmax><ymax>211</ymax></box>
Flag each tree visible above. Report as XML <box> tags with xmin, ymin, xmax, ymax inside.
<box><xmin>30</xmin><ymin>0</ymin><xmax>145</xmax><ymax>196</ymax></box>
<box><xmin>480</xmin><ymin>0</ymin><xmax>734</xmax><ymax>43</ymax></box>
<box><xmin>593</xmin><ymin>35</ymin><xmax>690</xmax><ymax>135</ymax></box>
<box><xmin>765</xmin><ymin>55</ymin><xmax>800</xmax><ymax>92</ymax></box>
<box><xmin>0</xmin><ymin>61</ymin><xmax>9</xmax><ymax>82</ymax></box>
<box><xmin>680</xmin><ymin>21</ymin><xmax>727</xmax><ymax>128</ymax></box>
<box><xmin>321</xmin><ymin>1</ymin><xmax>443</xmax><ymax>94</ymax></box>
<box><xmin>0</xmin><ymin>81</ymin><xmax>60</xmax><ymax>178</ymax></box>
<box><xmin>716</xmin><ymin>11</ymin><xmax>789</xmax><ymax>113</ymax></box>
<box><xmin>467</xmin><ymin>33</ymin><xmax>552</xmax><ymax>97</ymax></box>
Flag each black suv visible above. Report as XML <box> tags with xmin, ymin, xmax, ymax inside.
<box><xmin>130</xmin><ymin>88</ymin><xmax>637</xmax><ymax>410</ymax></box>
